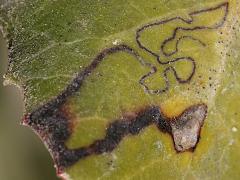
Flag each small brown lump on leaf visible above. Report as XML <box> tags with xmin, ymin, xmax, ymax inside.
<box><xmin>170</xmin><ymin>104</ymin><xmax>207</xmax><ymax>152</ymax></box>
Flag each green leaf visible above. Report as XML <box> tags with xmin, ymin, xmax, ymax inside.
<box><xmin>1</xmin><ymin>0</ymin><xmax>240</xmax><ymax>179</ymax></box>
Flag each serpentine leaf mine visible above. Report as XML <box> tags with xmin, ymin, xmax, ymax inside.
<box><xmin>22</xmin><ymin>2</ymin><xmax>225</xmax><ymax>172</ymax></box>
<box><xmin>1</xmin><ymin>0</ymin><xmax>240</xmax><ymax>179</ymax></box>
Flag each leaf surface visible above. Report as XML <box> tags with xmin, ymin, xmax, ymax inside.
<box><xmin>1</xmin><ymin>0</ymin><xmax>240</xmax><ymax>179</ymax></box>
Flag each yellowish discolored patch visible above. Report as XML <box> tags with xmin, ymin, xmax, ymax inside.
<box><xmin>160</xmin><ymin>96</ymin><xmax>196</xmax><ymax>118</ymax></box>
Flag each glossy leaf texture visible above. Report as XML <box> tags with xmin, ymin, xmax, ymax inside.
<box><xmin>1</xmin><ymin>0</ymin><xmax>240</xmax><ymax>179</ymax></box>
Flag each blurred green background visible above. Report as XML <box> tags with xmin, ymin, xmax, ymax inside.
<box><xmin>0</xmin><ymin>33</ymin><xmax>59</xmax><ymax>179</ymax></box>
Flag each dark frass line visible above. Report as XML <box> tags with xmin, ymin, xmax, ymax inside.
<box><xmin>22</xmin><ymin>2</ymin><xmax>227</xmax><ymax>173</ymax></box>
